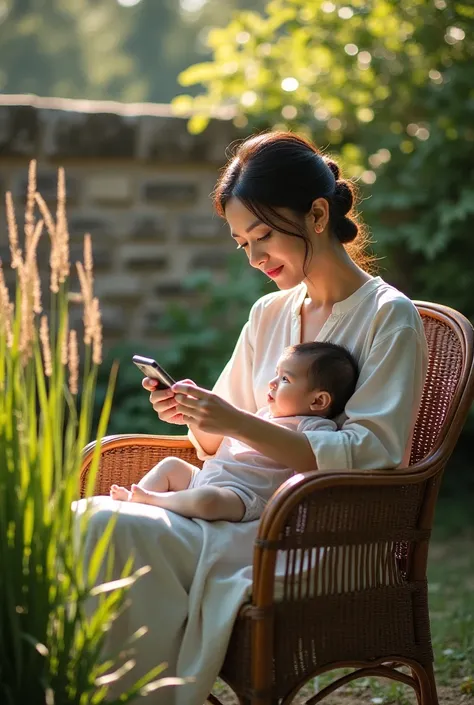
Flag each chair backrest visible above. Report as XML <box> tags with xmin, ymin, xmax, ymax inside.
<box><xmin>409</xmin><ymin>302</ymin><xmax>474</xmax><ymax>466</ymax></box>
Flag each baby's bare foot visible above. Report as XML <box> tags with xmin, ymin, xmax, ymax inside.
<box><xmin>130</xmin><ymin>484</ymin><xmax>157</xmax><ymax>505</ymax></box>
<box><xmin>110</xmin><ymin>484</ymin><xmax>131</xmax><ymax>501</ymax></box>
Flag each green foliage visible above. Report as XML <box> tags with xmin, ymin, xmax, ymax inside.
<box><xmin>176</xmin><ymin>0</ymin><xmax>474</xmax><ymax>317</ymax></box>
<box><xmin>0</xmin><ymin>166</ymin><xmax>172</xmax><ymax>702</ymax></box>
<box><xmin>95</xmin><ymin>255</ymin><xmax>275</xmax><ymax>436</ymax></box>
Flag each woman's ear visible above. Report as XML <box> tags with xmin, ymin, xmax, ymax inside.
<box><xmin>309</xmin><ymin>390</ymin><xmax>332</xmax><ymax>414</ymax></box>
<box><xmin>310</xmin><ymin>197</ymin><xmax>330</xmax><ymax>234</ymax></box>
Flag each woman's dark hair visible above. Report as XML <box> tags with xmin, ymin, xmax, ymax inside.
<box><xmin>213</xmin><ymin>131</ymin><xmax>373</xmax><ymax>272</ymax></box>
<box><xmin>288</xmin><ymin>341</ymin><xmax>358</xmax><ymax>418</ymax></box>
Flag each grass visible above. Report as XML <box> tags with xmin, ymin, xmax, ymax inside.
<box><xmin>212</xmin><ymin>516</ymin><xmax>474</xmax><ymax>704</ymax></box>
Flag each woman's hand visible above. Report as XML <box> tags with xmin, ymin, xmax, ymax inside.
<box><xmin>143</xmin><ymin>377</ymin><xmax>197</xmax><ymax>425</ymax></box>
<box><xmin>172</xmin><ymin>383</ymin><xmax>243</xmax><ymax>435</ymax></box>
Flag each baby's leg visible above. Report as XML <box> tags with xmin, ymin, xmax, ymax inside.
<box><xmin>129</xmin><ymin>485</ymin><xmax>245</xmax><ymax>522</ymax></box>
<box><xmin>137</xmin><ymin>456</ymin><xmax>197</xmax><ymax>492</ymax></box>
<box><xmin>110</xmin><ymin>457</ymin><xmax>196</xmax><ymax>501</ymax></box>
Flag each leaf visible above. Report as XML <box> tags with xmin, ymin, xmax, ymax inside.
<box><xmin>188</xmin><ymin>114</ymin><xmax>210</xmax><ymax>134</ymax></box>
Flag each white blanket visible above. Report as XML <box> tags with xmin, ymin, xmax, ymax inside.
<box><xmin>74</xmin><ymin>497</ymin><xmax>257</xmax><ymax>705</ymax></box>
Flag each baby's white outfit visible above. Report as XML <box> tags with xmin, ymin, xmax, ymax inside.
<box><xmin>188</xmin><ymin>406</ymin><xmax>336</xmax><ymax>521</ymax></box>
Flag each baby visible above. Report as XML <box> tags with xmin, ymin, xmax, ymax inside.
<box><xmin>110</xmin><ymin>341</ymin><xmax>358</xmax><ymax>522</ymax></box>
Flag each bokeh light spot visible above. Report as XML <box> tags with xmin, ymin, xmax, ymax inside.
<box><xmin>282</xmin><ymin>105</ymin><xmax>298</xmax><ymax>119</ymax></box>
<box><xmin>338</xmin><ymin>6</ymin><xmax>354</xmax><ymax>19</ymax></box>
<box><xmin>361</xmin><ymin>170</ymin><xmax>377</xmax><ymax>184</ymax></box>
<box><xmin>281</xmin><ymin>77</ymin><xmax>299</xmax><ymax>92</ymax></box>
<box><xmin>344</xmin><ymin>44</ymin><xmax>359</xmax><ymax>56</ymax></box>
<box><xmin>241</xmin><ymin>91</ymin><xmax>257</xmax><ymax>107</ymax></box>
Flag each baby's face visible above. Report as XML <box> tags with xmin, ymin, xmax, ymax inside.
<box><xmin>267</xmin><ymin>353</ymin><xmax>319</xmax><ymax>418</ymax></box>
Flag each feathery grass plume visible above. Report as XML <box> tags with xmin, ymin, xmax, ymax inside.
<box><xmin>61</xmin><ymin>319</ymin><xmax>69</xmax><ymax>366</ymax></box>
<box><xmin>68</xmin><ymin>328</ymin><xmax>79</xmax><ymax>394</ymax></box>
<box><xmin>19</xmin><ymin>219</ymin><xmax>44</xmax><ymax>364</ymax></box>
<box><xmin>40</xmin><ymin>315</ymin><xmax>52</xmax><ymax>377</ymax></box>
<box><xmin>30</xmin><ymin>219</ymin><xmax>44</xmax><ymax>316</ymax></box>
<box><xmin>24</xmin><ymin>159</ymin><xmax>37</xmax><ymax>252</ymax></box>
<box><xmin>76</xmin><ymin>261</ymin><xmax>93</xmax><ymax>345</ymax></box>
<box><xmin>6</xmin><ymin>191</ymin><xmax>22</xmax><ymax>270</ymax></box>
<box><xmin>56</xmin><ymin>167</ymin><xmax>70</xmax><ymax>286</ymax></box>
<box><xmin>91</xmin><ymin>296</ymin><xmax>103</xmax><ymax>365</ymax></box>
<box><xmin>84</xmin><ymin>233</ymin><xmax>93</xmax><ymax>280</ymax></box>
<box><xmin>0</xmin><ymin>260</ymin><xmax>13</xmax><ymax>348</ymax></box>
<box><xmin>35</xmin><ymin>192</ymin><xmax>60</xmax><ymax>294</ymax></box>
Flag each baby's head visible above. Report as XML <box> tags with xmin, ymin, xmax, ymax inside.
<box><xmin>267</xmin><ymin>342</ymin><xmax>358</xmax><ymax>419</ymax></box>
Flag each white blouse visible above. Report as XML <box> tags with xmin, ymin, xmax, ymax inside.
<box><xmin>189</xmin><ymin>276</ymin><xmax>429</xmax><ymax>471</ymax></box>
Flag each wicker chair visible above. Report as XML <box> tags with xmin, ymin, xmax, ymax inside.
<box><xmin>81</xmin><ymin>301</ymin><xmax>474</xmax><ymax>705</ymax></box>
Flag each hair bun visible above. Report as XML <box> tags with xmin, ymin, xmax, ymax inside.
<box><xmin>324</xmin><ymin>158</ymin><xmax>340</xmax><ymax>180</ymax></box>
<box><xmin>329</xmin><ymin>179</ymin><xmax>358</xmax><ymax>244</ymax></box>
<box><xmin>336</xmin><ymin>216</ymin><xmax>359</xmax><ymax>244</ymax></box>
<box><xmin>334</xmin><ymin>180</ymin><xmax>353</xmax><ymax>216</ymax></box>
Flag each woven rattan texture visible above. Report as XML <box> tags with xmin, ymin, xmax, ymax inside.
<box><xmin>279</xmin><ymin>483</ymin><xmax>425</xmax><ymax>548</ymax></box>
<box><xmin>409</xmin><ymin>315</ymin><xmax>463</xmax><ymax>464</ymax></box>
<box><xmin>80</xmin><ymin>444</ymin><xmax>201</xmax><ymax>497</ymax></box>
<box><xmin>222</xmin><ymin>579</ymin><xmax>432</xmax><ymax>698</ymax></box>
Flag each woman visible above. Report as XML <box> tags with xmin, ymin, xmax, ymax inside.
<box><xmin>80</xmin><ymin>132</ymin><xmax>428</xmax><ymax>704</ymax></box>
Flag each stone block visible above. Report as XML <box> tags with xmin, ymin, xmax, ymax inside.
<box><xmin>100</xmin><ymin>305</ymin><xmax>129</xmax><ymax>335</ymax></box>
<box><xmin>154</xmin><ymin>282</ymin><xmax>188</xmax><ymax>298</ymax></box>
<box><xmin>94</xmin><ymin>273</ymin><xmax>144</xmax><ymax>302</ymax></box>
<box><xmin>0</xmin><ymin>105</ymin><xmax>39</xmax><ymax>156</ymax></box>
<box><xmin>69</xmin><ymin>214</ymin><xmax>112</xmax><ymax>240</ymax></box>
<box><xmin>70</xmin><ymin>244</ymin><xmax>112</xmax><ymax>270</ymax></box>
<box><xmin>142</xmin><ymin>181</ymin><xmax>198</xmax><ymax>204</ymax></box>
<box><xmin>121</xmin><ymin>244</ymin><xmax>168</xmax><ymax>271</ymax></box>
<box><xmin>180</xmin><ymin>215</ymin><xmax>225</xmax><ymax>241</ymax></box>
<box><xmin>138</xmin><ymin>116</ymin><xmax>209</xmax><ymax>163</ymax></box>
<box><xmin>189</xmin><ymin>250</ymin><xmax>231</xmax><ymax>270</ymax></box>
<box><xmin>15</xmin><ymin>170</ymin><xmax>79</xmax><ymax>203</ymax></box>
<box><xmin>85</xmin><ymin>174</ymin><xmax>134</xmax><ymax>205</ymax></box>
<box><xmin>130</xmin><ymin>214</ymin><xmax>167</xmax><ymax>241</ymax></box>
<box><xmin>45</xmin><ymin>111</ymin><xmax>137</xmax><ymax>158</ymax></box>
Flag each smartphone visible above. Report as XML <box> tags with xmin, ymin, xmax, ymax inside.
<box><xmin>132</xmin><ymin>355</ymin><xmax>176</xmax><ymax>389</ymax></box>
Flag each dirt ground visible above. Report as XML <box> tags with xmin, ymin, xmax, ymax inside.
<box><xmin>209</xmin><ymin>680</ymin><xmax>471</xmax><ymax>704</ymax></box>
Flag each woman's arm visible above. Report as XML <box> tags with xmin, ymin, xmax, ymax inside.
<box><xmin>175</xmin><ymin>387</ymin><xmax>338</xmax><ymax>473</ymax></box>
<box><xmin>230</xmin><ymin>412</ymin><xmax>318</xmax><ymax>472</ymax></box>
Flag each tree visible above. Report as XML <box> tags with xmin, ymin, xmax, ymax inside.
<box><xmin>0</xmin><ymin>0</ymin><xmax>144</xmax><ymax>101</ymax></box>
<box><xmin>0</xmin><ymin>0</ymin><xmax>265</xmax><ymax>103</ymax></box>
<box><xmin>175</xmin><ymin>0</ymin><xmax>474</xmax><ymax>314</ymax></box>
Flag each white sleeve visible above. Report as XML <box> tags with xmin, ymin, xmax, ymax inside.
<box><xmin>303</xmin><ymin>326</ymin><xmax>428</xmax><ymax>471</ymax></box>
<box><xmin>188</xmin><ymin>307</ymin><xmax>257</xmax><ymax>459</ymax></box>
<box><xmin>297</xmin><ymin>417</ymin><xmax>338</xmax><ymax>433</ymax></box>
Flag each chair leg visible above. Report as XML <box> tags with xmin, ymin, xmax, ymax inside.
<box><xmin>424</xmin><ymin>663</ymin><xmax>439</xmax><ymax>705</ymax></box>
<box><xmin>411</xmin><ymin>663</ymin><xmax>439</xmax><ymax>705</ymax></box>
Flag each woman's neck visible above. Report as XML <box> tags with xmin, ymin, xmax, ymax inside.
<box><xmin>303</xmin><ymin>247</ymin><xmax>372</xmax><ymax>309</ymax></box>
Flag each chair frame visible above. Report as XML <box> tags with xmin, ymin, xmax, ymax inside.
<box><xmin>81</xmin><ymin>302</ymin><xmax>474</xmax><ymax>705</ymax></box>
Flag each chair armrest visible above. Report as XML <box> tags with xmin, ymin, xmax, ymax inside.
<box><xmin>80</xmin><ymin>433</ymin><xmax>203</xmax><ymax>498</ymax></box>
<box><xmin>252</xmin><ymin>458</ymin><xmax>443</xmax><ymax>607</ymax></box>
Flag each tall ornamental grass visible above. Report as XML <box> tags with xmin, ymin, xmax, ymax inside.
<box><xmin>0</xmin><ymin>162</ymin><xmax>178</xmax><ymax>703</ymax></box>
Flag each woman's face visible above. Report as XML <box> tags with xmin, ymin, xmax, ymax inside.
<box><xmin>225</xmin><ymin>197</ymin><xmax>312</xmax><ymax>289</ymax></box>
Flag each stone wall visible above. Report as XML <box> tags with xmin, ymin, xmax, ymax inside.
<box><xmin>0</xmin><ymin>95</ymin><xmax>241</xmax><ymax>349</ymax></box>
